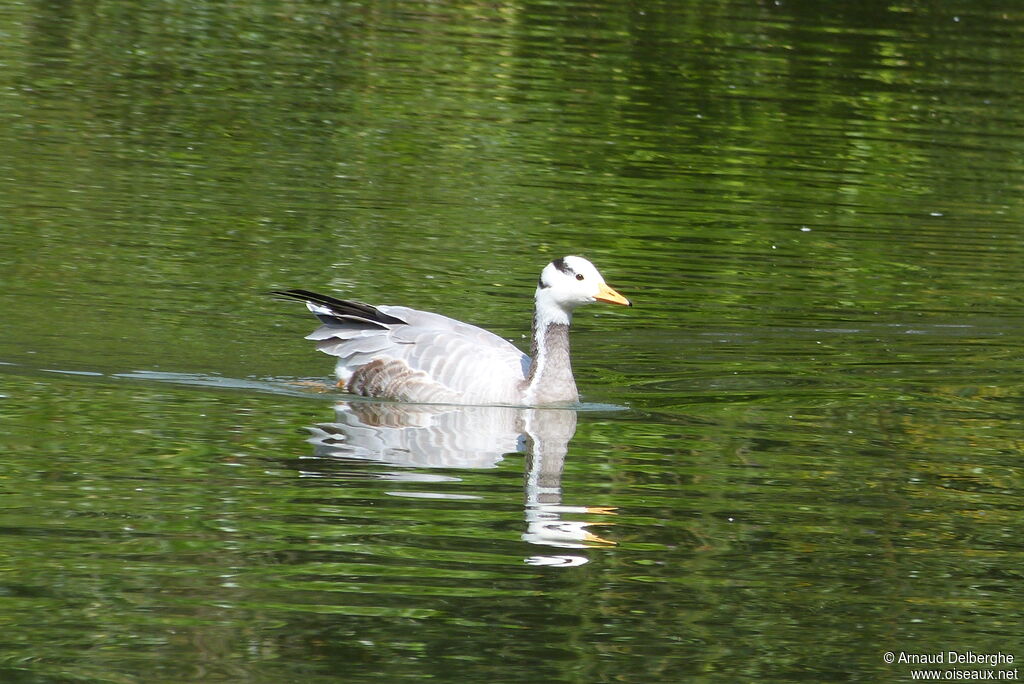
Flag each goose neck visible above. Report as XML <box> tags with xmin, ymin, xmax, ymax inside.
<box><xmin>524</xmin><ymin>304</ymin><xmax>578</xmax><ymax>404</ymax></box>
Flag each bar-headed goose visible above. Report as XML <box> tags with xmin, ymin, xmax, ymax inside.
<box><xmin>275</xmin><ymin>256</ymin><xmax>630</xmax><ymax>406</ymax></box>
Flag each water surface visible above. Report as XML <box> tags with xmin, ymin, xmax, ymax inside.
<box><xmin>2</xmin><ymin>1</ymin><xmax>1023</xmax><ymax>682</ymax></box>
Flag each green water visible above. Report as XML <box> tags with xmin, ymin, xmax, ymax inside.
<box><xmin>2</xmin><ymin>1</ymin><xmax>1023</xmax><ymax>682</ymax></box>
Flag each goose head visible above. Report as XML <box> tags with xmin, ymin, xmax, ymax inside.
<box><xmin>535</xmin><ymin>256</ymin><xmax>631</xmax><ymax>322</ymax></box>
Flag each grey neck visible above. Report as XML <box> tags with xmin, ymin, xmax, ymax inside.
<box><xmin>524</xmin><ymin>318</ymin><xmax>578</xmax><ymax>405</ymax></box>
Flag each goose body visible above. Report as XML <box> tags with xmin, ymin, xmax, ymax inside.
<box><xmin>275</xmin><ymin>256</ymin><xmax>630</xmax><ymax>406</ymax></box>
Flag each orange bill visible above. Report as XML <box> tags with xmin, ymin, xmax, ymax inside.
<box><xmin>594</xmin><ymin>282</ymin><xmax>631</xmax><ymax>306</ymax></box>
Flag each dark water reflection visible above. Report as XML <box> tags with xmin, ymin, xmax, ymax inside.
<box><xmin>1</xmin><ymin>355</ymin><xmax>1023</xmax><ymax>681</ymax></box>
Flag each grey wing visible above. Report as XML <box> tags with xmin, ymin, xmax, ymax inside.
<box><xmin>310</xmin><ymin>305</ymin><xmax>530</xmax><ymax>404</ymax></box>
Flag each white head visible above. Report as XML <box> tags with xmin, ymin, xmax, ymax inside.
<box><xmin>534</xmin><ymin>255</ymin><xmax>631</xmax><ymax>323</ymax></box>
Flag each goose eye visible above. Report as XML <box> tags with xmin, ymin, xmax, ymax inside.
<box><xmin>576</xmin><ymin>273</ymin><xmax>584</xmax><ymax>281</ymax></box>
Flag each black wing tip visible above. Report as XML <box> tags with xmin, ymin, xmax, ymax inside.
<box><xmin>270</xmin><ymin>288</ymin><xmax>323</xmax><ymax>300</ymax></box>
<box><xmin>270</xmin><ymin>289</ymin><xmax>349</xmax><ymax>308</ymax></box>
<box><xmin>270</xmin><ymin>289</ymin><xmax>406</xmax><ymax>326</ymax></box>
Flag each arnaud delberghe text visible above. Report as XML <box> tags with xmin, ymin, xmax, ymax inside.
<box><xmin>898</xmin><ymin>652</ymin><xmax>1015</xmax><ymax>667</ymax></box>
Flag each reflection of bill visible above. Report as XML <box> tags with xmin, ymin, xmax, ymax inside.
<box><xmin>305</xmin><ymin>401</ymin><xmax>615</xmax><ymax>560</ymax></box>
<box><xmin>521</xmin><ymin>408</ymin><xmax>617</xmax><ymax>553</ymax></box>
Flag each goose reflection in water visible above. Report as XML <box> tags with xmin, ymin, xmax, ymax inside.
<box><xmin>303</xmin><ymin>400</ymin><xmax>615</xmax><ymax>563</ymax></box>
